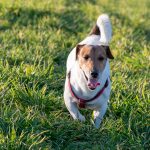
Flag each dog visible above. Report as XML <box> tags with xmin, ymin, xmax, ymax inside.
<box><xmin>64</xmin><ymin>14</ymin><xmax>114</xmax><ymax>128</ymax></box>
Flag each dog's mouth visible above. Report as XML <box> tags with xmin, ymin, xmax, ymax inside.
<box><xmin>87</xmin><ymin>79</ymin><xmax>100</xmax><ymax>90</ymax></box>
<box><xmin>82</xmin><ymin>70</ymin><xmax>100</xmax><ymax>90</ymax></box>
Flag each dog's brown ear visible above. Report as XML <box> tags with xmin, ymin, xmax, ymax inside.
<box><xmin>76</xmin><ymin>44</ymin><xmax>85</xmax><ymax>60</ymax></box>
<box><xmin>103</xmin><ymin>46</ymin><xmax>114</xmax><ymax>59</ymax></box>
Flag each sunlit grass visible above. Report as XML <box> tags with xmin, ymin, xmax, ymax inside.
<box><xmin>0</xmin><ymin>0</ymin><xmax>149</xmax><ymax>149</ymax></box>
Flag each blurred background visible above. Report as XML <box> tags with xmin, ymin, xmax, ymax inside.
<box><xmin>0</xmin><ymin>0</ymin><xmax>149</xmax><ymax>149</ymax></box>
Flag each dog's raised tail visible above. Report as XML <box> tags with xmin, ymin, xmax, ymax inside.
<box><xmin>97</xmin><ymin>14</ymin><xmax>112</xmax><ymax>46</ymax></box>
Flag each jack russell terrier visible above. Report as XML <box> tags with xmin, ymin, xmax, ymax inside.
<box><xmin>64</xmin><ymin>14</ymin><xmax>114</xmax><ymax>128</ymax></box>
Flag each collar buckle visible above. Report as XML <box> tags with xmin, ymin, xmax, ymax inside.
<box><xmin>78</xmin><ymin>99</ymin><xmax>86</xmax><ymax>108</ymax></box>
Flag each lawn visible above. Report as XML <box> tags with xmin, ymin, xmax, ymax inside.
<box><xmin>0</xmin><ymin>0</ymin><xmax>149</xmax><ymax>149</ymax></box>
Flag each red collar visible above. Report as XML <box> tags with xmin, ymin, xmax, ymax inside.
<box><xmin>68</xmin><ymin>71</ymin><xmax>109</xmax><ymax>108</ymax></box>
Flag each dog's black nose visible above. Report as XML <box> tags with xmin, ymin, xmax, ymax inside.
<box><xmin>91</xmin><ymin>71</ymin><xmax>98</xmax><ymax>78</ymax></box>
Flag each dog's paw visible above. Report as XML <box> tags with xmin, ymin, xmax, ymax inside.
<box><xmin>91</xmin><ymin>117</ymin><xmax>102</xmax><ymax>129</ymax></box>
<box><xmin>94</xmin><ymin>117</ymin><xmax>102</xmax><ymax>129</ymax></box>
<box><xmin>78</xmin><ymin>114</ymin><xmax>86</xmax><ymax>122</ymax></box>
<box><xmin>72</xmin><ymin>114</ymin><xmax>85</xmax><ymax>122</ymax></box>
<box><xmin>94</xmin><ymin>117</ymin><xmax>102</xmax><ymax>128</ymax></box>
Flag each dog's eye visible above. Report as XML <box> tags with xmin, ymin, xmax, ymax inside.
<box><xmin>98</xmin><ymin>56</ymin><xmax>104</xmax><ymax>61</ymax></box>
<box><xmin>84</xmin><ymin>55</ymin><xmax>89</xmax><ymax>60</ymax></box>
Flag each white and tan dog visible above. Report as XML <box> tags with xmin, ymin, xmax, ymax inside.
<box><xmin>64</xmin><ymin>14</ymin><xmax>114</xmax><ymax>128</ymax></box>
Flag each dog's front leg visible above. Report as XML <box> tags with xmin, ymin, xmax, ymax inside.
<box><xmin>93</xmin><ymin>102</ymin><xmax>108</xmax><ymax>128</ymax></box>
<box><xmin>64</xmin><ymin>97</ymin><xmax>85</xmax><ymax>122</ymax></box>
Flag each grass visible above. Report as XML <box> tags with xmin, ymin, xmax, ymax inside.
<box><xmin>0</xmin><ymin>0</ymin><xmax>149</xmax><ymax>149</ymax></box>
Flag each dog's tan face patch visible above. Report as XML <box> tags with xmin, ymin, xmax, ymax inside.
<box><xmin>77</xmin><ymin>45</ymin><xmax>107</xmax><ymax>74</ymax></box>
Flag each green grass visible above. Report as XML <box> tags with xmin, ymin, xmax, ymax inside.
<box><xmin>0</xmin><ymin>0</ymin><xmax>149</xmax><ymax>149</ymax></box>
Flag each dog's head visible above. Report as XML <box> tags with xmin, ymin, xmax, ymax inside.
<box><xmin>76</xmin><ymin>44</ymin><xmax>114</xmax><ymax>90</ymax></box>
